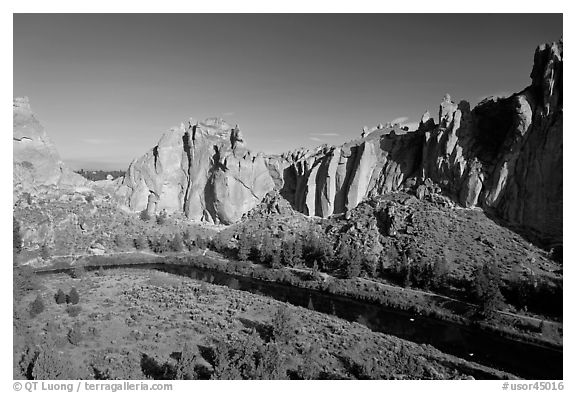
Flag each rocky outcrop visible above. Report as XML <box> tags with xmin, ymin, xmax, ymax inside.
<box><xmin>13</xmin><ymin>97</ymin><xmax>87</xmax><ymax>191</ymax></box>
<box><xmin>269</xmin><ymin>40</ymin><xmax>562</xmax><ymax>247</ymax></box>
<box><xmin>266</xmin><ymin>125</ymin><xmax>422</xmax><ymax>218</ymax></box>
<box><xmin>117</xmin><ymin>118</ymin><xmax>274</xmax><ymax>224</ymax></box>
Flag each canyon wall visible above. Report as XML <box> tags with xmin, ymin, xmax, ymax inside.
<box><xmin>269</xmin><ymin>41</ymin><xmax>562</xmax><ymax>246</ymax></box>
<box><xmin>13</xmin><ymin>97</ymin><xmax>87</xmax><ymax>192</ymax></box>
<box><xmin>117</xmin><ymin>118</ymin><xmax>274</xmax><ymax>224</ymax></box>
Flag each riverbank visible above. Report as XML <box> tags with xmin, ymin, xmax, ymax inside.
<box><xmin>14</xmin><ymin>267</ymin><xmax>517</xmax><ymax>380</ymax></box>
<box><xmin>41</xmin><ymin>250</ymin><xmax>563</xmax><ymax>352</ymax></box>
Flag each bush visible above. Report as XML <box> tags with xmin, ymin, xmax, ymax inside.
<box><xmin>140</xmin><ymin>210</ymin><xmax>151</xmax><ymax>222</ymax></box>
<box><xmin>210</xmin><ymin>331</ymin><xmax>286</xmax><ymax>380</ymax></box>
<box><xmin>32</xmin><ymin>344</ymin><xmax>77</xmax><ymax>379</ymax></box>
<box><xmin>67</xmin><ymin>288</ymin><xmax>80</xmax><ymax>305</ymax></box>
<box><xmin>472</xmin><ymin>261</ymin><xmax>504</xmax><ymax>319</ymax></box>
<box><xmin>156</xmin><ymin>210</ymin><xmax>168</xmax><ymax>225</ymax></box>
<box><xmin>30</xmin><ymin>294</ymin><xmax>45</xmax><ymax>317</ymax></box>
<box><xmin>70</xmin><ymin>265</ymin><xmax>85</xmax><ymax>279</ymax></box>
<box><xmin>113</xmin><ymin>234</ymin><xmax>129</xmax><ymax>250</ymax></box>
<box><xmin>271</xmin><ymin>306</ymin><xmax>296</xmax><ymax>344</ymax></box>
<box><xmin>55</xmin><ymin>289</ymin><xmax>67</xmax><ymax>304</ymax></box>
<box><xmin>151</xmin><ymin>235</ymin><xmax>171</xmax><ymax>254</ymax></box>
<box><xmin>66</xmin><ymin>305</ymin><xmax>82</xmax><ymax>317</ymax></box>
<box><xmin>14</xmin><ymin>267</ymin><xmax>40</xmax><ymax>300</ymax></box>
<box><xmin>67</xmin><ymin>322</ymin><xmax>83</xmax><ymax>345</ymax></box>
<box><xmin>176</xmin><ymin>343</ymin><xmax>198</xmax><ymax>380</ymax></box>
<box><xmin>13</xmin><ymin>217</ymin><xmax>22</xmax><ymax>255</ymax></box>
<box><xmin>40</xmin><ymin>244</ymin><xmax>51</xmax><ymax>260</ymax></box>
<box><xmin>170</xmin><ymin>233</ymin><xmax>184</xmax><ymax>252</ymax></box>
<box><xmin>237</xmin><ymin>230</ymin><xmax>252</xmax><ymax>262</ymax></box>
<box><xmin>134</xmin><ymin>235</ymin><xmax>148</xmax><ymax>250</ymax></box>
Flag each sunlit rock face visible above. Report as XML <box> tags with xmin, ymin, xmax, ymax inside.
<box><xmin>269</xmin><ymin>40</ymin><xmax>562</xmax><ymax>246</ymax></box>
<box><xmin>118</xmin><ymin>118</ymin><xmax>275</xmax><ymax>224</ymax></box>
<box><xmin>13</xmin><ymin>97</ymin><xmax>87</xmax><ymax>191</ymax></box>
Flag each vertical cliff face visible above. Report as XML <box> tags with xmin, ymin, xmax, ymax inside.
<box><xmin>270</xmin><ymin>40</ymin><xmax>562</xmax><ymax>246</ymax></box>
<box><xmin>13</xmin><ymin>97</ymin><xmax>87</xmax><ymax>191</ymax></box>
<box><xmin>266</xmin><ymin>126</ymin><xmax>422</xmax><ymax>218</ymax></box>
<box><xmin>118</xmin><ymin>118</ymin><xmax>275</xmax><ymax>224</ymax></box>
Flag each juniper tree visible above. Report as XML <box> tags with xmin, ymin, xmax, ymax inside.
<box><xmin>67</xmin><ymin>287</ymin><xmax>80</xmax><ymax>305</ymax></box>
<box><xmin>55</xmin><ymin>289</ymin><xmax>67</xmax><ymax>304</ymax></box>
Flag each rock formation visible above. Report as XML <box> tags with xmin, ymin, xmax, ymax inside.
<box><xmin>268</xmin><ymin>40</ymin><xmax>562</xmax><ymax>247</ymax></box>
<box><xmin>117</xmin><ymin>118</ymin><xmax>275</xmax><ymax>224</ymax></box>
<box><xmin>13</xmin><ymin>97</ymin><xmax>87</xmax><ymax>192</ymax></box>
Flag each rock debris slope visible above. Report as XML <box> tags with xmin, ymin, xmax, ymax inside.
<box><xmin>117</xmin><ymin>118</ymin><xmax>274</xmax><ymax>224</ymax></box>
<box><xmin>267</xmin><ymin>40</ymin><xmax>562</xmax><ymax>246</ymax></box>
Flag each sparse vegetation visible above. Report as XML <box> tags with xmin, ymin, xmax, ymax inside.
<box><xmin>66</xmin><ymin>305</ymin><xmax>82</xmax><ymax>317</ymax></box>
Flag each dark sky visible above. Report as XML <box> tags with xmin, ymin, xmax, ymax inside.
<box><xmin>13</xmin><ymin>14</ymin><xmax>562</xmax><ymax>170</ymax></box>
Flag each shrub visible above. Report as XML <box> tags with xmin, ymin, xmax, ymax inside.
<box><xmin>237</xmin><ymin>230</ymin><xmax>252</xmax><ymax>262</ymax></box>
<box><xmin>13</xmin><ymin>217</ymin><xmax>22</xmax><ymax>255</ymax></box>
<box><xmin>271</xmin><ymin>305</ymin><xmax>296</xmax><ymax>344</ymax></box>
<box><xmin>113</xmin><ymin>234</ymin><xmax>129</xmax><ymax>250</ymax></box>
<box><xmin>176</xmin><ymin>343</ymin><xmax>198</xmax><ymax>380</ymax></box>
<box><xmin>66</xmin><ymin>305</ymin><xmax>82</xmax><ymax>317</ymax></box>
<box><xmin>67</xmin><ymin>288</ymin><xmax>80</xmax><ymax>305</ymax></box>
<box><xmin>156</xmin><ymin>210</ymin><xmax>168</xmax><ymax>225</ymax></box>
<box><xmin>70</xmin><ymin>265</ymin><xmax>85</xmax><ymax>279</ymax></box>
<box><xmin>140</xmin><ymin>210</ymin><xmax>151</xmax><ymax>222</ymax></box>
<box><xmin>151</xmin><ymin>235</ymin><xmax>171</xmax><ymax>254</ymax></box>
<box><xmin>32</xmin><ymin>345</ymin><xmax>76</xmax><ymax>379</ymax></box>
<box><xmin>134</xmin><ymin>235</ymin><xmax>148</xmax><ymax>250</ymax></box>
<box><xmin>40</xmin><ymin>244</ymin><xmax>51</xmax><ymax>260</ymax></box>
<box><xmin>55</xmin><ymin>289</ymin><xmax>67</xmax><ymax>304</ymax></box>
<box><xmin>13</xmin><ymin>266</ymin><xmax>40</xmax><ymax>300</ymax></box>
<box><xmin>85</xmin><ymin>194</ymin><xmax>95</xmax><ymax>203</ymax></box>
<box><xmin>170</xmin><ymin>233</ymin><xmax>184</xmax><ymax>252</ymax></box>
<box><xmin>67</xmin><ymin>322</ymin><xmax>83</xmax><ymax>345</ymax></box>
<box><xmin>30</xmin><ymin>294</ymin><xmax>45</xmax><ymax>317</ymax></box>
<box><xmin>472</xmin><ymin>261</ymin><xmax>504</xmax><ymax>319</ymax></box>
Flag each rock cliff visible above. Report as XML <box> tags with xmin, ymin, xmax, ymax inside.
<box><xmin>13</xmin><ymin>97</ymin><xmax>87</xmax><ymax>191</ymax></box>
<box><xmin>117</xmin><ymin>118</ymin><xmax>274</xmax><ymax>224</ymax></box>
<box><xmin>269</xmin><ymin>41</ymin><xmax>562</xmax><ymax>247</ymax></box>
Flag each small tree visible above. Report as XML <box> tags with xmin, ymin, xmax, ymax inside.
<box><xmin>67</xmin><ymin>288</ymin><xmax>80</xmax><ymax>305</ymax></box>
<box><xmin>67</xmin><ymin>322</ymin><xmax>83</xmax><ymax>345</ymax></box>
<box><xmin>171</xmin><ymin>233</ymin><xmax>184</xmax><ymax>252</ymax></box>
<box><xmin>32</xmin><ymin>345</ymin><xmax>76</xmax><ymax>379</ymax></box>
<box><xmin>113</xmin><ymin>233</ymin><xmax>128</xmax><ymax>250</ymax></box>
<box><xmin>55</xmin><ymin>289</ymin><xmax>67</xmax><ymax>304</ymax></box>
<box><xmin>134</xmin><ymin>235</ymin><xmax>148</xmax><ymax>250</ymax></box>
<box><xmin>176</xmin><ymin>342</ymin><xmax>198</xmax><ymax>380</ymax></box>
<box><xmin>271</xmin><ymin>306</ymin><xmax>296</xmax><ymax>344</ymax></box>
<box><xmin>40</xmin><ymin>243</ymin><xmax>50</xmax><ymax>260</ymax></box>
<box><xmin>156</xmin><ymin>210</ymin><xmax>168</xmax><ymax>225</ymax></box>
<box><xmin>140</xmin><ymin>210</ymin><xmax>151</xmax><ymax>222</ymax></box>
<box><xmin>13</xmin><ymin>217</ymin><xmax>22</xmax><ymax>255</ymax></box>
<box><xmin>237</xmin><ymin>229</ymin><xmax>252</xmax><ymax>262</ymax></box>
<box><xmin>472</xmin><ymin>261</ymin><xmax>504</xmax><ymax>319</ymax></box>
<box><xmin>30</xmin><ymin>294</ymin><xmax>45</xmax><ymax>317</ymax></box>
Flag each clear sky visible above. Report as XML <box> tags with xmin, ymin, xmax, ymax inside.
<box><xmin>14</xmin><ymin>13</ymin><xmax>562</xmax><ymax>170</ymax></box>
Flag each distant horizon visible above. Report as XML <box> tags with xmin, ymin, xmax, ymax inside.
<box><xmin>14</xmin><ymin>14</ymin><xmax>562</xmax><ymax>170</ymax></box>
